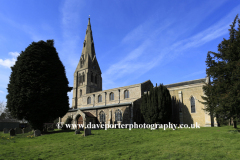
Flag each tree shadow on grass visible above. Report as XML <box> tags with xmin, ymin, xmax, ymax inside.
<box><xmin>42</xmin><ymin>129</ymin><xmax>74</xmax><ymax>135</ymax></box>
<box><xmin>228</xmin><ymin>129</ymin><xmax>240</xmax><ymax>133</ymax></box>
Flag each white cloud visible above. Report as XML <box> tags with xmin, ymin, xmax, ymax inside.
<box><xmin>0</xmin><ymin>52</ymin><xmax>19</xmax><ymax>68</ymax></box>
<box><xmin>181</xmin><ymin>71</ymin><xmax>206</xmax><ymax>79</ymax></box>
<box><xmin>9</xmin><ymin>52</ymin><xmax>19</xmax><ymax>57</ymax></box>
<box><xmin>0</xmin><ymin>90</ymin><xmax>4</xmax><ymax>94</ymax></box>
<box><xmin>102</xmin><ymin>2</ymin><xmax>240</xmax><ymax>89</ymax></box>
<box><xmin>0</xmin><ymin>58</ymin><xmax>16</xmax><ymax>68</ymax></box>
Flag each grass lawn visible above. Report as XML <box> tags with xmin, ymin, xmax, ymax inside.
<box><xmin>0</xmin><ymin>126</ymin><xmax>240</xmax><ymax>160</ymax></box>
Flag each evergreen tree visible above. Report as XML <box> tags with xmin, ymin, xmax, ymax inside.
<box><xmin>6</xmin><ymin>40</ymin><xmax>72</xmax><ymax>131</ymax></box>
<box><xmin>200</xmin><ymin>76</ymin><xmax>216</xmax><ymax>127</ymax></box>
<box><xmin>205</xmin><ymin>15</ymin><xmax>240</xmax><ymax>128</ymax></box>
<box><xmin>140</xmin><ymin>83</ymin><xmax>172</xmax><ymax>124</ymax></box>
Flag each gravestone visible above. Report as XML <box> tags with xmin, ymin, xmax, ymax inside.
<box><xmin>75</xmin><ymin>130</ymin><xmax>81</xmax><ymax>134</ymax></box>
<box><xmin>3</xmin><ymin>128</ymin><xmax>9</xmax><ymax>134</ymax></box>
<box><xmin>22</xmin><ymin>128</ymin><xmax>27</xmax><ymax>134</ymax></box>
<box><xmin>15</xmin><ymin>128</ymin><xmax>22</xmax><ymax>134</ymax></box>
<box><xmin>9</xmin><ymin>129</ymin><xmax>15</xmax><ymax>136</ymax></box>
<box><xmin>34</xmin><ymin>130</ymin><xmax>41</xmax><ymax>137</ymax></box>
<box><xmin>84</xmin><ymin>128</ymin><xmax>91</xmax><ymax>136</ymax></box>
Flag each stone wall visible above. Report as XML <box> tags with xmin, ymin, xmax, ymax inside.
<box><xmin>167</xmin><ymin>83</ymin><xmax>213</xmax><ymax>127</ymax></box>
<box><xmin>79</xmin><ymin>83</ymin><xmax>142</xmax><ymax>108</ymax></box>
<box><xmin>84</xmin><ymin>105</ymin><xmax>131</xmax><ymax>124</ymax></box>
<box><xmin>61</xmin><ymin>111</ymin><xmax>76</xmax><ymax>124</ymax></box>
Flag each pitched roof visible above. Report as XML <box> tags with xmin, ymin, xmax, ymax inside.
<box><xmin>83</xmin><ymin>111</ymin><xmax>95</xmax><ymax>118</ymax></box>
<box><xmin>164</xmin><ymin>78</ymin><xmax>206</xmax><ymax>88</ymax></box>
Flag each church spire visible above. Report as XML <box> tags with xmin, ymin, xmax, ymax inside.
<box><xmin>81</xmin><ymin>17</ymin><xmax>95</xmax><ymax>62</ymax></box>
<box><xmin>88</xmin><ymin>17</ymin><xmax>91</xmax><ymax>26</ymax></box>
<box><xmin>72</xmin><ymin>17</ymin><xmax>102</xmax><ymax>108</ymax></box>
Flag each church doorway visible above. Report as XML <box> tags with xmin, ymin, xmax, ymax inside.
<box><xmin>77</xmin><ymin>115</ymin><xmax>83</xmax><ymax>129</ymax></box>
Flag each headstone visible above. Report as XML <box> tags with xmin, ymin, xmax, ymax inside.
<box><xmin>84</xmin><ymin>128</ymin><xmax>91</xmax><ymax>136</ymax></box>
<box><xmin>9</xmin><ymin>129</ymin><xmax>15</xmax><ymax>136</ymax></box>
<box><xmin>15</xmin><ymin>128</ymin><xmax>22</xmax><ymax>134</ymax></box>
<box><xmin>34</xmin><ymin>130</ymin><xmax>41</xmax><ymax>137</ymax></box>
<box><xmin>22</xmin><ymin>128</ymin><xmax>27</xmax><ymax>134</ymax></box>
<box><xmin>75</xmin><ymin>130</ymin><xmax>81</xmax><ymax>134</ymax></box>
<box><xmin>3</xmin><ymin>128</ymin><xmax>9</xmax><ymax>134</ymax></box>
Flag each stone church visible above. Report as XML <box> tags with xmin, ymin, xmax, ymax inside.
<box><xmin>60</xmin><ymin>18</ymin><xmax>215</xmax><ymax>128</ymax></box>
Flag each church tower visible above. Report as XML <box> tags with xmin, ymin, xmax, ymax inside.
<box><xmin>72</xmin><ymin>18</ymin><xmax>102</xmax><ymax>109</ymax></box>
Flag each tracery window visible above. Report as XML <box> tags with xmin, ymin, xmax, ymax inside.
<box><xmin>191</xmin><ymin>96</ymin><xmax>195</xmax><ymax>113</ymax></box>
<box><xmin>115</xmin><ymin>109</ymin><xmax>122</xmax><ymax>121</ymax></box>
<box><xmin>99</xmin><ymin>111</ymin><xmax>105</xmax><ymax>123</ymax></box>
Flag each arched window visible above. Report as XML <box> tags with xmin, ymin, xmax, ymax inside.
<box><xmin>95</xmin><ymin>75</ymin><xmax>97</xmax><ymax>84</ymax></box>
<box><xmin>124</xmin><ymin>90</ymin><xmax>129</xmax><ymax>99</ymax></box>
<box><xmin>91</xmin><ymin>73</ymin><xmax>93</xmax><ymax>83</ymax></box>
<box><xmin>110</xmin><ymin>92</ymin><xmax>114</xmax><ymax>101</ymax></box>
<box><xmin>80</xmin><ymin>90</ymin><xmax>82</xmax><ymax>97</ymax></box>
<box><xmin>115</xmin><ymin>109</ymin><xmax>122</xmax><ymax>121</ymax></box>
<box><xmin>80</xmin><ymin>74</ymin><xmax>83</xmax><ymax>83</ymax></box>
<box><xmin>87</xmin><ymin>97</ymin><xmax>91</xmax><ymax>104</ymax></box>
<box><xmin>190</xmin><ymin>96</ymin><xmax>195</xmax><ymax>113</ymax></box>
<box><xmin>99</xmin><ymin>111</ymin><xmax>105</xmax><ymax>123</ymax></box>
<box><xmin>83</xmin><ymin>73</ymin><xmax>85</xmax><ymax>82</ymax></box>
<box><xmin>98</xmin><ymin>95</ymin><xmax>102</xmax><ymax>103</ymax></box>
<box><xmin>80</xmin><ymin>60</ymin><xmax>83</xmax><ymax>68</ymax></box>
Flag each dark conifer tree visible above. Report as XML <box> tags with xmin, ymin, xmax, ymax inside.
<box><xmin>6</xmin><ymin>40</ymin><xmax>72</xmax><ymax>131</ymax></box>
<box><xmin>140</xmin><ymin>83</ymin><xmax>172</xmax><ymax>124</ymax></box>
<box><xmin>205</xmin><ymin>15</ymin><xmax>240</xmax><ymax>128</ymax></box>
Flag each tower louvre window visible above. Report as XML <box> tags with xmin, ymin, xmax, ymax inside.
<box><xmin>83</xmin><ymin>73</ymin><xmax>85</xmax><ymax>82</ymax></box>
<box><xmin>80</xmin><ymin>59</ymin><xmax>83</xmax><ymax>68</ymax></box>
<box><xmin>91</xmin><ymin>73</ymin><xmax>93</xmax><ymax>83</ymax></box>
<box><xmin>78</xmin><ymin>74</ymin><xmax>81</xmax><ymax>85</ymax></box>
<box><xmin>80</xmin><ymin>74</ymin><xmax>83</xmax><ymax>83</ymax></box>
<box><xmin>95</xmin><ymin>75</ymin><xmax>97</xmax><ymax>84</ymax></box>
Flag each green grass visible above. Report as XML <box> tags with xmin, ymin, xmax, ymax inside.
<box><xmin>0</xmin><ymin>126</ymin><xmax>240</xmax><ymax>160</ymax></box>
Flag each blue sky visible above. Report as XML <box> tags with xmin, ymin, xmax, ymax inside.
<box><xmin>0</xmin><ymin>0</ymin><xmax>239</xmax><ymax>108</ymax></box>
